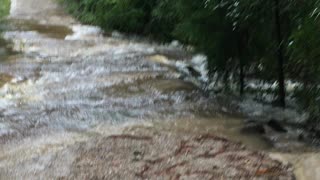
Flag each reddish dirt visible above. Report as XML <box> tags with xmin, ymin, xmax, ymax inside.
<box><xmin>64</xmin><ymin>127</ymin><xmax>294</xmax><ymax>180</ymax></box>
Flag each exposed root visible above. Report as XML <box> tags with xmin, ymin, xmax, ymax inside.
<box><xmin>107</xmin><ymin>134</ymin><xmax>152</xmax><ymax>141</ymax></box>
<box><xmin>135</xmin><ymin>165</ymin><xmax>150</xmax><ymax>178</ymax></box>
<box><xmin>145</xmin><ymin>157</ymin><xmax>166</xmax><ymax>164</ymax></box>
<box><xmin>156</xmin><ymin>161</ymin><xmax>188</xmax><ymax>175</ymax></box>
<box><xmin>196</xmin><ymin>146</ymin><xmax>226</xmax><ymax>159</ymax></box>
<box><xmin>174</xmin><ymin>140</ymin><xmax>195</xmax><ymax>156</ymax></box>
<box><xmin>194</xmin><ymin>134</ymin><xmax>228</xmax><ymax>143</ymax></box>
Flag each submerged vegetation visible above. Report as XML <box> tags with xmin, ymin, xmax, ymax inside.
<box><xmin>61</xmin><ymin>0</ymin><xmax>320</xmax><ymax>129</ymax></box>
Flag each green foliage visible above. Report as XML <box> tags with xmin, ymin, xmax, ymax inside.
<box><xmin>289</xmin><ymin>9</ymin><xmax>320</xmax><ymax>125</ymax></box>
<box><xmin>0</xmin><ymin>0</ymin><xmax>10</xmax><ymax>19</ymax></box>
<box><xmin>173</xmin><ymin>0</ymin><xmax>238</xmax><ymax>71</ymax></box>
<box><xmin>150</xmin><ymin>0</ymin><xmax>179</xmax><ymax>40</ymax></box>
<box><xmin>61</xmin><ymin>0</ymin><xmax>160</xmax><ymax>34</ymax></box>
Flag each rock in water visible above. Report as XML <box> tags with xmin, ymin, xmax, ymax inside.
<box><xmin>241</xmin><ymin>122</ymin><xmax>266</xmax><ymax>134</ymax></box>
<box><xmin>268</xmin><ymin>119</ymin><xmax>287</xmax><ymax>133</ymax></box>
<box><xmin>187</xmin><ymin>65</ymin><xmax>202</xmax><ymax>78</ymax></box>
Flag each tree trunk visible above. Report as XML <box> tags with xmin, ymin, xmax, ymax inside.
<box><xmin>239</xmin><ymin>61</ymin><xmax>245</xmax><ymax>96</ymax></box>
<box><xmin>224</xmin><ymin>68</ymin><xmax>230</xmax><ymax>91</ymax></box>
<box><xmin>237</xmin><ymin>32</ymin><xmax>246</xmax><ymax>96</ymax></box>
<box><xmin>274</xmin><ymin>0</ymin><xmax>286</xmax><ymax>108</ymax></box>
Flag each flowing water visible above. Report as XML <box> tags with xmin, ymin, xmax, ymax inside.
<box><xmin>0</xmin><ymin>0</ymin><xmax>319</xmax><ymax>179</ymax></box>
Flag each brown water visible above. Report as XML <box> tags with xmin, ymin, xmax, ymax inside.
<box><xmin>6</xmin><ymin>19</ymin><xmax>73</xmax><ymax>39</ymax></box>
<box><xmin>0</xmin><ymin>0</ymin><xmax>319</xmax><ymax>179</ymax></box>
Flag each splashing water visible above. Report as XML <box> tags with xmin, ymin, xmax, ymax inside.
<box><xmin>0</xmin><ymin>0</ymin><xmax>319</xmax><ymax>179</ymax></box>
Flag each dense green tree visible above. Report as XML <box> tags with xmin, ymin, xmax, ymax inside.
<box><xmin>288</xmin><ymin>0</ymin><xmax>320</xmax><ymax>127</ymax></box>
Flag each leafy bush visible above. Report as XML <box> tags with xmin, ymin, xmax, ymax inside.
<box><xmin>61</xmin><ymin>0</ymin><xmax>160</xmax><ymax>35</ymax></box>
<box><xmin>0</xmin><ymin>0</ymin><xmax>10</xmax><ymax>19</ymax></box>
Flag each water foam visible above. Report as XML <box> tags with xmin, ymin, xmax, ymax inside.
<box><xmin>65</xmin><ymin>25</ymin><xmax>103</xmax><ymax>40</ymax></box>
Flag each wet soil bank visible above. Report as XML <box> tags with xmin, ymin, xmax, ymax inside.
<box><xmin>0</xmin><ymin>126</ymin><xmax>295</xmax><ymax>179</ymax></box>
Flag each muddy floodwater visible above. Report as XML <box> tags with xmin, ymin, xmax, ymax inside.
<box><xmin>0</xmin><ymin>0</ymin><xmax>319</xmax><ymax>179</ymax></box>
